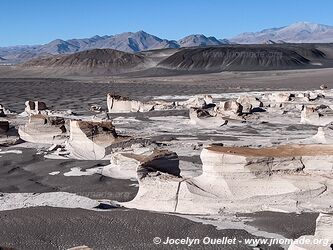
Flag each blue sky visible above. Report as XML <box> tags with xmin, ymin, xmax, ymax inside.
<box><xmin>1</xmin><ymin>0</ymin><xmax>333</xmax><ymax>46</ymax></box>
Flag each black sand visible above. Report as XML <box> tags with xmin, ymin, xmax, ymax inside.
<box><xmin>0</xmin><ymin>207</ymin><xmax>284</xmax><ymax>250</ymax></box>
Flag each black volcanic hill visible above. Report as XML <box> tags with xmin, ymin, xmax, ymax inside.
<box><xmin>23</xmin><ymin>49</ymin><xmax>145</xmax><ymax>75</ymax></box>
<box><xmin>157</xmin><ymin>44</ymin><xmax>333</xmax><ymax>72</ymax></box>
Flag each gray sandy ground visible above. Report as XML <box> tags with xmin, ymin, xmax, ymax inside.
<box><xmin>237</xmin><ymin>212</ymin><xmax>319</xmax><ymax>239</ymax></box>
<box><xmin>0</xmin><ymin>148</ymin><xmax>137</xmax><ymax>201</ymax></box>
<box><xmin>0</xmin><ymin>207</ymin><xmax>284</xmax><ymax>250</ymax></box>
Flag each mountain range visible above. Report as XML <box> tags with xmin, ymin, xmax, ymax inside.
<box><xmin>1</xmin><ymin>22</ymin><xmax>333</xmax><ymax>64</ymax></box>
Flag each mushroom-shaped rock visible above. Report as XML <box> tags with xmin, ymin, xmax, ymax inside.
<box><xmin>122</xmin><ymin>150</ymin><xmax>182</xmax><ymax>212</ymax></box>
<box><xmin>18</xmin><ymin>114</ymin><xmax>68</xmax><ymax>144</ymax></box>
<box><xmin>123</xmin><ymin>144</ymin><xmax>333</xmax><ymax>214</ymax></box>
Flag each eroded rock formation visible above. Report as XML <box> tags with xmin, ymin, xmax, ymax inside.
<box><xmin>66</xmin><ymin>120</ymin><xmax>132</xmax><ymax>160</ymax></box>
<box><xmin>301</xmin><ymin>106</ymin><xmax>333</xmax><ymax>126</ymax></box>
<box><xmin>107</xmin><ymin>94</ymin><xmax>155</xmax><ymax>113</ymax></box>
<box><xmin>18</xmin><ymin>114</ymin><xmax>68</xmax><ymax>144</ymax></box>
<box><xmin>24</xmin><ymin>101</ymin><xmax>48</xmax><ymax>115</ymax></box>
<box><xmin>123</xmin><ymin>144</ymin><xmax>333</xmax><ymax>214</ymax></box>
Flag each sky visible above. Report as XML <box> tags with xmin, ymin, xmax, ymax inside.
<box><xmin>1</xmin><ymin>0</ymin><xmax>333</xmax><ymax>46</ymax></box>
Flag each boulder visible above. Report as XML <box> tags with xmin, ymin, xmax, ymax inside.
<box><xmin>18</xmin><ymin>114</ymin><xmax>68</xmax><ymax>144</ymax></box>
<box><xmin>107</xmin><ymin>94</ymin><xmax>154</xmax><ymax>113</ymax></box>
<box><xmin>189</xmin><ymin>108</ymin><xmax>227</xmax><ymax>128</ymax></box>
<box><xmin>66</xmin><ymin>120</ymin><xmax>132</xmax><ymax>160</ymax></box>
<box><xmin>311</xmin><ymin>123</ymin><xmax>333</xmax><ymax>144</ymax></box>
<box><xmin>178</xmin><ymin>95</ymin><xmax>213</xmax><ymax>109</ymax></box>
<box><xmin>236</xmin><ymin>95</ymin><xmax>263</xmax><ymax>113</ymax></box>
<box><xmin>268</xmin><ymin>92</ymin><xmax>291</xmax><ymax>103</ymax></box>
<box><xmin>217</xmin><ymin>100</ymin><xmax>242</xmax><ymax>116</ymax></box>
<box><xmin>301</xmin><ymin>106</ymin><xmax>333</xmax><ymax>126</ymax></box>
<box><xmin>320</xmin><ymin>84</ymin><xmax>328</xmax><ymax>90</ymax></box>
<box><xmin>24</xmin><ymin>101</ymin><xmax>48</xmax><ymax>115</ymax></box>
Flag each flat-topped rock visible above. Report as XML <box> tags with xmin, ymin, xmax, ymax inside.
<box><xmin>123</xmin><ymin>144</ymin><xmax>333</xmax><ymax>214</ymax></box>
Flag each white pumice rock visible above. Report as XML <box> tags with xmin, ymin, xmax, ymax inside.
<box><xmin>66</xmin><ymin>120</ymin><xmax>133</xmax><ymax>160</ymax></box>
<box><xmin>18</xmin><ymin>114</ymin><xmax>68</xmax><ymax>145</ymax></box>
<box><xmin>107</xmin><ymin>94</ymin><xmax>155</xmax><ymax>113</ymax></box>
<box><xmin>310</xmin><ymin>123</ymin><xmax>333</xmax><ymax>144</ymax></box>
<box><xmin>217</xmin><ymin>100</ymin><xmax>243</xmax><ymax>116</ymax></box>
<box><xmin>268</xmin><ymin>92</ymin><xmax>292</xmax><ymax>103</ymax></box>
<box><xmin>178</xmin><ymin>95</ymin><xmax>212</xmax><ymax>109</ymax></box>
<box><xmin>123</xmin><ymin>144</ymin><xmax>333</xmax><ymax>214</ymax></box>
<box><xmin>24</xmin><ymin>100</ymin><xmax>48</xmax><ymax>115</ymax></box>
<box><xmin>301</xmin><ymin>106</ymin><xmax>333</xmax><ymax>126</ymax></box>
<box><xmin>189</xmin><ymin>108</ymin><xmax>227</xmax><ymax>128</ymax></box>
<box><xmin>236</xmin><ymin>95</ymin><xmax>263</xmax><ymax>113</ymax></box>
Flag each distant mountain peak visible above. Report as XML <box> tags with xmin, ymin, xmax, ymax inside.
<box><xmin>230</xmin><ymin>21</ymin><xmax>333</xmax><ymax>44</ymax></box>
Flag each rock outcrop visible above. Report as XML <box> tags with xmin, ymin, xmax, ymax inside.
<box><xmin>24</xmin><ymin>101</ymin><xmax>48</xmax><ymax>115</ymax></box>
<box><xmin>268</xmin><ymin>92</ymin><xmax>292</xmax><ymax>103</ymax></box>
<box><xmin>18</xmin><ymin>114</ymin><xmax>68</xmax><ymax>144</ymax></box>
<box><xmin>216</xmin><ymin>100</ymin><xmax>242</xmax><ymax>117</ymax></box>
<box><xmin>178</xmin><ymin>95</ymin><xmax>213</xmax><ymax>109</ymax></box>
<box><xmin>66</xmin><ymin>120</ymin><xmax>133</xmax><ymax>160</ymax></box>
<box><xmin>189</xmin><ymin>107</ymin><xmax>227</xmax><ymax>128</ymax></box>
<box><xmin>103</xmin><ymin>149</ymin><xmax>179</xmax><ymax>179</ymax></box>
<box><xmin>236</xmin><ymin>95</ymin><xmax>263</xmax><ymax>113</ymax></box>
<box><xmin>124</xmin><ymin>144</ymin><xmax>333</xmax><ymax>214</ymax></box>
<box><xmin>107</xmin><ymin>94</ymin><xmax>155</xmax><ymax>113</ymax></box>
<box><xmin>311</xmin><ymin>123</ymin><xmax>333</xmax><ymax>144</ymax></box>
<box><xmin>301</xmin><ymin>106</ymin><xmax>333</xmax><ymax>126</ymax></box>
